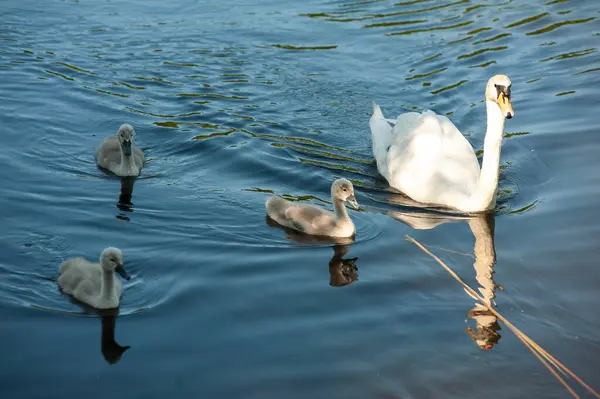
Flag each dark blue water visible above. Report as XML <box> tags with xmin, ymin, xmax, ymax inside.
<box><xmin>1</xmin><ymin>0</ymin><xmax>599</xmax><ymax>397</ymax></box>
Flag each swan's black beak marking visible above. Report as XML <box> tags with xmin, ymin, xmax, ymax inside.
<box><xmin>115</xmin><ymin>264</ymin><xmax>131</xmax><ymax>280</ymax></box>
<box><xmin>495</xmin><ymin>84</ymin><xmax>514</xmax><ymax>119</ymax></box>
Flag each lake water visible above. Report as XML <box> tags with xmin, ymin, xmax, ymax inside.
<box><xmin>1</xmin><ymin>0</ymin><xmax>599</xmax><ymax>397</ymax></box>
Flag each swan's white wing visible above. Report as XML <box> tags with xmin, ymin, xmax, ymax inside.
<box><xmin>385</xmin><ymin>110</ymin><xmax>481</xmax><ymax>208</ymax></box>
<box><xmin>393</xmin><ymin>112</ymin><xmax>424</xmax><ymax>138</ymax></box>
<box><xmin>58</xmin><ymin>258</ymin><xmax>101</xmax><ymax>295</ymax></box>
<box><xmin>284</xmin><ymin>204</ymin><xmax>333</xmax><ymax>234</ymax></box>
<box><xmin>267</xmin><ymin>197</ymin><xmax>331</xmax><ymax>233</ymax></box>
<box><xmin>387</xmin><ymin>111</ymin><xmax>442</xmax><ymax>199</ymax></box>
<box><xmin>435</xmin><ymin>113</ymin><xmax>481</xmax><ymax>195</ymax></box>
<box><xmin>95</xmin><ymin>136</ymin><xmax>121</xmax><ymax>169</ymax></box>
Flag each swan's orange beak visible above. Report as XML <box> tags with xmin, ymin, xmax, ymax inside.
<box><xmin>497</xmin><ymin>92</ymin><xmax>514</xmax><ymax>119</ymax></box>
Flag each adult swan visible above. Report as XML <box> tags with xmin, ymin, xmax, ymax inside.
<box><xmin>369</xmin><ymin>75</ymin><xmax>514</xmax><ymax>213</ymax></box>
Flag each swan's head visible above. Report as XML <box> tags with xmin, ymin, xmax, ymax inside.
<box><xmin>485</xmin><ymin>75</ymin><xmax>514</xmax><ymax>119</ymax></box>
<box><xmin>332</xmin><ymin>178</ymin><xmax>359</xmax><ymax>209</ymax></box>
<box><xmin>100</xmin><ymin>247</ymin><xmax>130</xmax><ymax>280</ymax></box>
<box><xmin>117</xmin><ymin>124</ymin><xmax>135</xmax><ymax>157</ymax></box>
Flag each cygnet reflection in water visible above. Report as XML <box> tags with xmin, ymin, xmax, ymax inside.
<box><xmin>100</xmin><ymin>312</ymin><xmax>130</xmax><ymax>365</ymax></box>
<box><xmin>388</xmin><ymin>199</ymin><xmax>502</xmax><ymax>350</ymax></box>
<box><xmin>116</xmin><ymin>177</ymin><xmax>136</xmax><ymax>221</ymax></box>
<box><xmin>329</xmin><ymin>245</ymin><xmax>358</xmax><ymax>287</ymax></box>
<box><xmin>65</xmin><ymin>300</ymin><xmax>131</xmax><ymax>364</ymax></box>
<box><xmin>266</xmin><ymin>216</ymin><xmax>359</xmax><ymax>287</ymax></box>
<box><xmin>265</xmin><ymin>178</ymin><xmax>359</xmax><ymax>238</ymax></box>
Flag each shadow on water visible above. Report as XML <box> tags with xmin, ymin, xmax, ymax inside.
<box><xmin>389</xmin><ymin>204</ymin><xmax>501</xmax><ymax>350</ymax></box>
<box><xmin>265</xmin><ymin>215</ymin><xmax>359</xmax><ymax>287</ymax></box>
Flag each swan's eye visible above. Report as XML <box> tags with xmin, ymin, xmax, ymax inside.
<box><xmin>495</xmin><ymin>84</ymin><xmax>511</xmax><ymax>99</ymax></box>
<box><xmin>343</xmin><ymin>188</ymin><xmax>347</xmax><ymax>192</ymax></box>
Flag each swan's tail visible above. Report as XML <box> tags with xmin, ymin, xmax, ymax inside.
<box><xmin>369</xmin><ymin>101</ymin><xmax>393</xmax><ymax>181</ymax></box>
<box><xmin>372</xmin><ymin>101</ymin><xmax>384</xmax><ymax>118</ymax></box>
<box><xmin>265</xmin><ymin>196</ymin><xmax>290</xmax><ymax>225</ymax></box>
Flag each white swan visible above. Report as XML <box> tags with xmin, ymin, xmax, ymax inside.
<box><xmin>95</xmin><ymin>124</ymin><xmax>145</xmax><ymax>176</ymax></box>
<box><xmin>370</xmin><ymin>75</ymin><xmax>514</xmax><ymax>213</ymax></box>
<box><xmin>265</xmin><ymin>178</ymin><xmax>359</xmax><ymax>238</ymax></box>
<box><xmin>58</xmin><ymin>247</ymin><xmax>131</xmax><ymax>309</ymax></box>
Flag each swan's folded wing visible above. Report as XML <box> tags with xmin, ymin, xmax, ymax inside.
<box><xmin>387</xmin><ymin>112</ymin><xmax>436</xmax><ymax>179</ymax></box>
<box><xmin>436</xmin><ymin>114</ymin><xmax>479</xmax><ymax>161</ymax></box>
<box><xmin>96</xmin><ymin>136</ymin><xmax>122</xmax><ymax>167</ymax></box>
<box><xmin>388</xmin><ymin>112</ymin><xmax>430</xmax><ymax>166</ymax></box>
<box><xmin>284</xmin><ymin>204</ymin><xmax>332</xmax><ymax>233</ymax></box>
<box><xmin>58</xmin><ymin>258</ymin><xmax>93</xmax><ymax>293</ymax></box>
<box><xmin>59</xmin><ymin>257</ymin><xmax>84</xmax><ymax>274</ymax></box>
<box><xmin>435</xmin><ymin>113</ymin><xmax>481</xmax><ymax>191</ymax></box>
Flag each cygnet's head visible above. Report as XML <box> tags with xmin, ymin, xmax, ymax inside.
<box><xmin>485</xmin><ymin>75</ymin><xmax>514</xmax><ymax>120</ymax></box>
<box><xmin>100</xmin><ymin>247</ymin><xmax>130</xmax><ymax>280</ymax></box>
<box><xmin>331</xmin><ymin>178</ymin><xmax>359</xmax><ymax>209</ymax></box>
<box><xmin>117</xmin><ymin>124</ymin><xmax>135</xmax><ymax>157</ymax></box>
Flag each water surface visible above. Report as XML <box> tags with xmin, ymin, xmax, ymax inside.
<box><xmin>1</xmin><ymin>0</ymin><xmax>600</xmax><ymax>398</ymax></box>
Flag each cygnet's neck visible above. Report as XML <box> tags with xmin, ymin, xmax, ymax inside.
<box><xmin>332</xmin><ymin>197</ymin><xmax>350</xmax><ymax>223</ymax></box>
<box><xmin>119</xmin><ymin>147</ymin><xmax>138</xmax><ymax>175</ymax></box>
<box><xmin>468</xmin><ymin>101</ymin><xmax>505</xmax><ymax>211</ymax></box>
<box><xmin>100</xmin><ymin>268</ymin><xmax>119</xmax><ymax>306</ymax></box>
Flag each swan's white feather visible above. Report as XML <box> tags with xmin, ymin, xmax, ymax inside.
<box><xmin>371</xmin><ymin>105</ymin><xmax>481</xmax><ymax>209</ymax></box>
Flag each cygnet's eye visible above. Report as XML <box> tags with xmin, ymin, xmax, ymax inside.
<box><xmin>343</xmin><ymin>188</ymin><xmax>347</xmax><ymax>192</ymax></box>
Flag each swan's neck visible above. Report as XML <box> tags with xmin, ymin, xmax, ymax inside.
<box><xmin>332</xmin><ymin>198</ymin><xmax>350</xmax><ymax>223</ymax></box>
<box><xmin>469</xmin><ymin>101</ymin><xmax>505</xmax><ymax>211</ymax></box>
<box><xmin>100</xmin><ymin>270</ymin><xmax>118</xmax><ymax>304</ymax></box>
<box><xmin>119</xmin><ymin>148</ymin><xmax>138</xmax><ymax>175</ymax></box>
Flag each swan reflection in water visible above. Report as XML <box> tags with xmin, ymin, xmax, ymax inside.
<box><xmin>116</xmin><ymin>177</ymin><xmax>136</xmax><ymax>222</ymax></box>
<box><xmin>388</xmin><ymin>197</ymin><xmax>501</xmax><ymax>350</ymax></box>
<box><xmin>67</xmin><ymin>298</ymin><xmax>131</xmax><ymax>364</ymax></box>
<box><xmin>265</xmin><ymin>216</ymin><xmax>359</xmax><ymax>287</ymax></box>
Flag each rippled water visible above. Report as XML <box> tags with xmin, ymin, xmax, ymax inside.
<box><xmin>1</xmin><ymin>0</ymin><xmax>599</xmax><ymax>397</ymax></box>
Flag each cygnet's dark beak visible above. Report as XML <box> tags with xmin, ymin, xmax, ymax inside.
<box><xmin>122</xmin><ymin>140</ymin><xmax>132</xmax><ymax>156</ymax></box>
<box><xmin>346</xmin><ymin>194</ymin><xmax>359</xmax><ymax>209</ymax></box>
<box><xmin>115</xmin><ymin>264</ymin><xmax>131</xmax><ymax>280</ymax></box>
